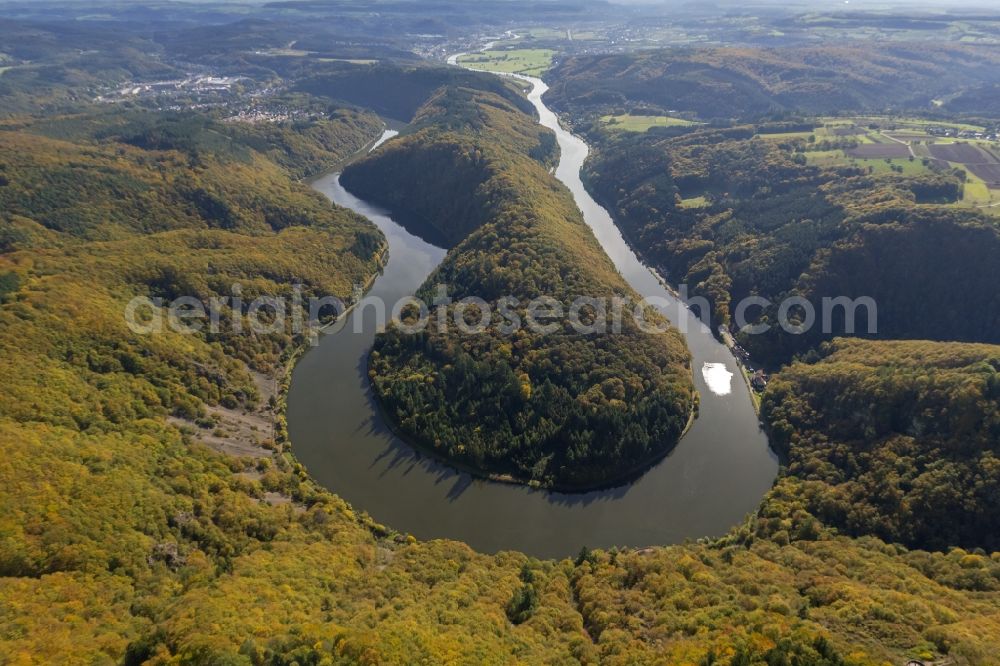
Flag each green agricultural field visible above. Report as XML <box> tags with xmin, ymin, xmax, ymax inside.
<box><xmin>896</xmin><ymin>118</ymin><xmax>986</xmax><ymax>132</ymax></box>
<box><xmin>918</xmin><ymin>137</ymin><xmax>1000</xmax><ymax>148</ymax></box>
<box><xmin>802</xmin><ymin>149</ymin><xmax>842</xmax><ymax>165</ymax></box>
<box><xmin>756</xmin><ymin>130</ymin><xmax>815</xmax><ymax>141</ymax></box>
<box><xmin>960</xmin><ymin>170</ymin><xmax>995</xmax><ymax>205</ymax></box>
<box><xmin>858</xmin><ymin>157</ymin><xmax>930</xmax><ymax>175</ymax></box>
<box><xmin>458</xmin><ymin>49</ymin><xmax>555</xmax><ymax>77</ymax></box>
<box><xmin>805</xmin><ymin>149</ymin><xmax>932</xmax><ymax>176</ymax></box>
<box><xmin>601</xmin><ymin>114</ymin><xmax>699</xmax><ymax>132</ymax></box>
<box><xmin>677</xmin><ymin>195</ymin><xmax>709</xmax><ymax>209</ymax></box>
<box><xmin>826</xmin><ymin>115</ymin><xmax>987</xmax><ymax>133</ymax></box>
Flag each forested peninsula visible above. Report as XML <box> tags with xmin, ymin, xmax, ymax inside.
<box><xmin>342</xmin><ymin>81</ymin><xmax>695</xmax><ymax>489</ymax></box>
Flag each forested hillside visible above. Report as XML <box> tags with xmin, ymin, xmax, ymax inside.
<box><xmin>342</xmin><ymin>81</ymin><xmax>694</xmax><ymax>489</ymax></box>
<box><xmin>0</xmin><ymin>111</ymin><xmax>384</xmax><ymax>247</ymax></box>
<box><xmin>341</xmin><ymin>83</ymin><xmax>555</xmax><ymax>245</ymax></box>
<box><xmin>581</xmin><ymin>123</ymin><xmax>1000</xmax><ymax>365</ymax></box>
<box><xmin>296</xmin><ymin>62</ymin><xmax>536</xmax><ymax>123</ymax></box>
<box><xmin>0</xmin><ymin>106</ymin><xmax>387</xmax><ymax>437</ymax></box>
<box><xmin>546</xmin><ymin>44</ymin><xmax>1000</xmax><ymax>121</ymax></box>
<box><xmin>763</xmin><ymin>339</ymin><xmax>1000</xmax><ymax>553</ymax></box>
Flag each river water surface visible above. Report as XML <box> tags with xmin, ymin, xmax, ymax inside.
<box><xmin>286</xmin><ymin>77</ymin><xmax>778</xmax><ymax>559</ymax></box>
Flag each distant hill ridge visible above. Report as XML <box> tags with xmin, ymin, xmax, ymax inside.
<box><xmin>546</xmin><ymin>43</ymin><xmax>1000</xmax><ymax>121</ymax></box>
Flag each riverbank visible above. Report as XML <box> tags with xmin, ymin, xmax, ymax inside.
<box><xmin>572</xmin><ymin>124</ymin><xmax>766</xmax><ymax>417</ymax></box>
<box><xmin>303</xmin><ymin>124</ymin><xmax>400</xmax><ymax>185</ymax></box>
<box><xmin>365</xmin><ymin>354</ymin><xmax>701</xmax><ymax>493</ymax></box>
<box><xmin>718</xmin><ymin>327</ymin><xmax>763</xmax><ymax>414</ymax></box>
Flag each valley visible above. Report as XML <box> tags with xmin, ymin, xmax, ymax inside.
<box><xmin>3</xmin><ymin>2</ymin><xmax>1000</xmax><ymax>664</ymax></box>
<box><xmin>286</xmin><ymin>71</ymin><xmax>776</xmax><ymax>556</ymax></box>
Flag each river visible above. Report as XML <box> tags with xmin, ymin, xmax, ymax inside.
<box><xmin>286</xmin><ymin>76</ymin><xmax>777</xmax><ymax>559</ymax></box>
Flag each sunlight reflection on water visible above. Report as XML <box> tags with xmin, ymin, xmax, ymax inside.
<box><xmin>701</xmin><ymin>362</ymin><xmax>733</xmax><ymax>396</ymax></box>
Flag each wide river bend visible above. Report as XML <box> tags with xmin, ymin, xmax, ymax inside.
<box><xmin>286</xmin><ymin>75</ymin><xmax>778</xmax><ymax>559</ymax></box>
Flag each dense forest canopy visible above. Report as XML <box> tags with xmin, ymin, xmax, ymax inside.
<box><xmin>764</xmin><ymin>339</ymin><xmax>1000</xmax><ymax>553</ymax></box>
